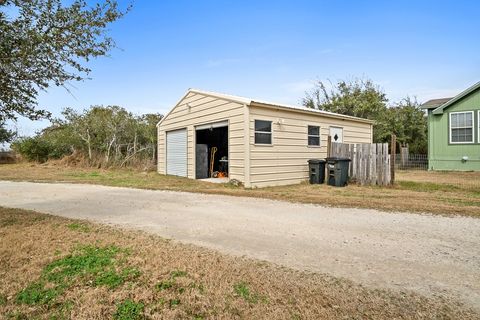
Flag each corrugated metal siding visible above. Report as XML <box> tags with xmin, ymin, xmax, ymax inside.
<box><xmin>158</xmin><ymin>92</ymin><xmax>245</xmax><ymax>181</ymax></box>
<box><xmin>249</xmin><ymin>105</ymin><xmax>372</xmax><ymax>187</ymax></box>
<box><xmin>166</xmin><ymin>129</ymin><xmax>187</xmax><ymax>177</ymax></box>
<box><xmin>428</xmin><ymin>89</ymin><xmax>480</xmax><ymax>171</ymax></box>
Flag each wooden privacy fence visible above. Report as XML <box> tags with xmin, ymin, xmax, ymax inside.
<box><xmin>331</xmin><ymin>142</ymin><xmax>391</xmax><ymax>186</ymax></box>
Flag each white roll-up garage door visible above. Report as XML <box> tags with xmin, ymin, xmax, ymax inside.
<box><xmin>166</xmin><ymin>129</ymin><xmax>187</xmax><ymax>177</ymax></box>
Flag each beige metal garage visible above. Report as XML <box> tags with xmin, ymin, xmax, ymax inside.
<box><xmin>157</xmin><ymin>89</ymin><xmax>374</xmax><ymax>188</ymax></box>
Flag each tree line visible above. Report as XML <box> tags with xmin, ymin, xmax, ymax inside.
<box><xmin>303</xmin><ymin>78</ymin><xmax>427</xmax><ymax>153</ymax></box>
<box><xmin>12</xmin><ymin>77</ymin><xmax>427</xmax><ymax>167</ymax></box>
<box><xmin>1</xmin><ymin>1</ymin><xmax>428</xmax><ymax>165</ymax></box>
<box><xmin>12</xmin><ymin>106</ymin><xmax>162</xmax><ymax>167</ymax></box>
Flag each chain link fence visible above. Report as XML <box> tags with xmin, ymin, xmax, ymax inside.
<box><xmin>395</xmin><ymin>154</ymin><xmax>428</xmax><ymax>171</ymax></box>
<box><xmin>394</xmin><ymin>154</ymin><xmax>480</xmax><ymax>190</ymax></box>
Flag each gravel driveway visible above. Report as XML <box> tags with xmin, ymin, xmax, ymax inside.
<box><xmin>1</xmin><ymin>181</ymin><xmax>479</xmax><ymax>310</ymax></box>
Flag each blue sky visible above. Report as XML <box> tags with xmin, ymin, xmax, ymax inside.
<box><xmin>11</xmin><ymin>0</ymin><xmax>480</xmax><ymax>137</ymax></box>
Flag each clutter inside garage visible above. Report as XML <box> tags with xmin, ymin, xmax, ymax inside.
<box><xmin>195</xmin><ymin>125</ymin><xmax>228</xmax><ymax>179</ymax></box>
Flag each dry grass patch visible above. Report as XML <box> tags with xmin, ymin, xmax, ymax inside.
<box><xmin>0</xmin><ymin>207</ymin><xmax>478</xmax><ymax>319</ymax></box>
<box><xmin>0</xmin><ymin>163</ymin><xmax>479</xmax><ymax>217</ymax></box>
<box><xmin>397</xmin><ymin>170</ymin><xmax>480</xmax><ymax>187</ymax></box>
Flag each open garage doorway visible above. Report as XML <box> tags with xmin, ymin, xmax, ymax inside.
<box><xmin>195</xmin><ymin>121</ymin><xmax>228</xmax><ymax>180</ymax></box>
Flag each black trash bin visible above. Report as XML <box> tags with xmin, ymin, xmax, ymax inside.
<box><xmin>325</xmin><ymin>157</ymin><xmax>351</xmax><ymax>187</ymax></box>
<box><xmin>308</xmin><ymin>159</ymin><xmax>326</xmax><ymax>184</ymax></box>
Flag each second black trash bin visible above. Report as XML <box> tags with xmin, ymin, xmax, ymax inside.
<box><xmin>308</xmin><ymin>159</ymin><xmax>326</xmax><ymax>184</ymax></box>
<box><xmin>325</xmin><ymin>157</ymin><xmax>351</xmax><ymax>187</ymax></box>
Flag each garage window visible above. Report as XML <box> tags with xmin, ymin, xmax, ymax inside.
<box><xmin>449</xmin><ymin>111</ymin><xmax>474</xmax><ymax>143</ymax></box>
<box><xmin>308</xmin><ymin>125</ymin><xmax>320</xmax><ymax>146</ymax></box>
<box><xmin>254</xmin><ymin>120</ymin><xmax>272</xmax><ymax>145</ymax></box>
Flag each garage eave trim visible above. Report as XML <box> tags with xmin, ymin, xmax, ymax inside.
<box><xmin>157</xmin><ymin>89</ymin><xmax>374</xmax><ymax>127</ymax></box>
<box><xmin>250</xmin><ymin>101</ymin><xmax>375</xmax><ymax>124</ymax></box>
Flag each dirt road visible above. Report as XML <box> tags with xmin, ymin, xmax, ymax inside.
<box><xmin>1</xmin><ymin>181</ymin><xmax>479</xmax><ymax>310</ymax></box>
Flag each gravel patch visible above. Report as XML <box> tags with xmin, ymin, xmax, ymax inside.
<box><xmin>1</xmin><ymin>181</ymin><xmax>479</xmax><ymax>311</ymax></box>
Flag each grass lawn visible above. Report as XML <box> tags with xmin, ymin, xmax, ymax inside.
<box><xmin>0</xmin><ymin>163</ymin><xmax>479</xmax><ymax>217</ymax></box>
<box><xmin>0</xmin><ymin>207</ymin><xmax>477</xmax><ymax>319</ymax></box>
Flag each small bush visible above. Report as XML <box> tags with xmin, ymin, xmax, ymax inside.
<box><xmin>11</xmin><ymin>137</ymin><xmax>54</xmax><ymax>163</ymax></box>
<box><xmin>114</xmin><ymin>299</ymin><xmax>144</xmax><ymax>320</ymax></box>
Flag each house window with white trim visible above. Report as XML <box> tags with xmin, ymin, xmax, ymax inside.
<box><xmin>308</xmin><ymin>125</ymin><xmax>320</xmax><ymax>146</ymax></box>
<box><xmin>254</xmin><ymin>120</ymin><xmax>272</xmax><ymax>144</ymax></box>
<box><xmin>449</xmin><ymin>111</ymin><xmax>474</xmax><ymax>143</ymax></box>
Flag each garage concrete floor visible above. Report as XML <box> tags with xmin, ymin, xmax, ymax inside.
<box><xmin>199</xmin><ymin>177</ymin><xmax>229</xmax><ymax>184</ymax></box>
<box><xmin>0</xmin><ymin>181</ymin><xmax>479</xmax><ymax>311</ymax></box>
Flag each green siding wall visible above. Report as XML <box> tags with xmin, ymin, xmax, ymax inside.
<box><xmin>428</xmin><ymin>89</ymin><xmax>480</xmax><ymax>171</ymax></box>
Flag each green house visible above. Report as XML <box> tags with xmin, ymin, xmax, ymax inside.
<box><xmin>421</xmin><ymin>81</ymin><xmax>480</xmax><ymax>171</ymax></box>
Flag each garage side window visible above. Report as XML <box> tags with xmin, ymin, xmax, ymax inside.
<box><xmin>449</xmin><ymin>111</ymin><xmax>474</xmax><ymax>143</ymax></box>
<box><xmin>254</xmin><ymin>120</ymin><xmax>272</xmax><ymax>144</ymax></box>
<box><xmin>308</xmin><ymin>125</ymin><xmax>320</xmax><ymax>146</ymax></box>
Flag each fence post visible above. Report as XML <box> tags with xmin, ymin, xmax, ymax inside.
<box><xmin>327</xmin><ymin>135</ymin><xmax>332</xmax><ymax>158</ymax></box>
<box><xmin>400</xmin><ymin>144</ymin><xmax>409</xmax><ymax>168</ymax></box>
<box><xmin>349</xmin><ymin>144</ymin><xmax>355</xmax><ymax>178</ymax></box>
<box><xmin>390</xmin><ymin>134</ymin><xmax>396</xmax><ymax>185</ymax></box>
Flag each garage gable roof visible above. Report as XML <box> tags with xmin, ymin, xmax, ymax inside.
<box><xmin>157</xmin><ymin>89</ymin><xmax>374</xmax><ymax>127</ymax></box>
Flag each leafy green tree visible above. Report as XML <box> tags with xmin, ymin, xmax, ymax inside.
<box><xmin>302</xmin><ymin>78</ymin><xmax>389</xmax><ymax>142</ymax></box>
<box><xmin>0</xmin><ymin>123</ymin><xmax>15</xmax><ymax>144</ymax></box>
<box><xmin>302</xmin><ymin>78</ymin><xmax>428</xmax><ymax>153</ymax></box>
<box><xmin>11</xmin><ymin>136</ymin><xmax>53</xmax><ymax>162</ymax></box>
<box><xmin>13</xmin><ymin>106</ymin><xmax>163</xmax><ymax>167</ymax></box>
<box><xmin>385</xmin><ymin>97</ymin><xmax>427</xmax><ymax>153</ymax></box>
<box><xmin>0</xmin><ymin>0</ymin><xmax>129</xmax><ymax>122</ymax></box>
